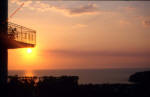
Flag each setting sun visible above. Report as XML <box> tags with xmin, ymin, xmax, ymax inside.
<box><xmin>27</xmin><ymin>48</ymin><xmax>32</xmax><ymax>54</ymax></box>
<box><xmin>18</xmin><ymin>48</ymin><xmax>38</xmax><ymax>66</ymax></box>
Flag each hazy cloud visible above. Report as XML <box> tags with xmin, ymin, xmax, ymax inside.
<box><xmin>36</xmin><ymin>3</ymin><xmax>99</xmax><ymax>16</ymax></box>
<box><xmin>44</xmin><ymin>50</ymin><xmax>150</xmax><ymax>58</ymax></box>
<box><xmin>142</xmin><ymin>20</ymin><xmax>150</xmax><ymax>27</ymax></box>
<box><xmin>119</xmin><ymin>20</ymin><xmax>130</xmax><ymax>25</ymax></box>
<box><xmin>66</xmin><ymin>4</ymin><xmax>99</xmax><ymax>16</ymax></box>
<box><xmin>123</xmin><ymin>6</ymin><xmax>136</xmax><ymax>12</ymax></box>
<box><xmin>10</xmin><ymin>0</ymin><xmax>99</xmax><ymax>16</ymax></box>
<box><xmin>72</xmin><ymin>24</ymin><xmax>88</xmax><ymax>29</ymax></box>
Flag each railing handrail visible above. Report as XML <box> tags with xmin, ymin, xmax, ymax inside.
<box><xmin>8</xmin><ymin>22</ymin><xmax>36</xmax><ymax>32</ymax></box>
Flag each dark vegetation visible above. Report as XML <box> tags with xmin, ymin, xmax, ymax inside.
<box><xmin>0</xmin><ymin>71</ymin><xmax>150</xmax><ymax>97</ymax></box>
<box><xmin>129</xmin><ymin>71</ymin><xmax>150</xmax><ymax>84</ymax></box>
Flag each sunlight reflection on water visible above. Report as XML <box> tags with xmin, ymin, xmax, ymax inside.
<box><xmin>24</xmin><ymin>70</ymin><xmax>34</xmax><ymax>77</ymax></box>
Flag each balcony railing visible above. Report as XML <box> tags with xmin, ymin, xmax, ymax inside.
<box><xmin>8</xmin><ymin>22</ymin><xmax>36</xmax><ymax>45</ymax></box>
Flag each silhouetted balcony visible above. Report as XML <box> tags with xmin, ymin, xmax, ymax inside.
<box><xmin>2</xmin><ymin>22</ymin><xmax>36</xmax><ymax>49</ymax></box>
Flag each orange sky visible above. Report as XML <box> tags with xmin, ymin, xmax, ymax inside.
<box><xmin>8</xmin><ymin>0</ymin><xmax>150</xmax><ymax>70</ymax></box>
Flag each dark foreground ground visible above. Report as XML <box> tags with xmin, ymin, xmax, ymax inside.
<box><xmin>0</xmin><ymin>74</ymin><xmax>150</xmax><ymax>97</ymax></box>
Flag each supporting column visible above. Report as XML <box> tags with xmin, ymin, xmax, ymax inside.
<box><xmin>0</xmin><ymin>0</ymin><xmax>8</xmax><ymax>85</ymax></box>
<box><xmin>0</xmin><ymin>48</ymin><xmax>8</xmax><ymax>85</ymax></box>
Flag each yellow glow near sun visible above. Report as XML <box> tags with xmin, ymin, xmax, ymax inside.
<box><xmin>27</xmin><ymin>48</ymin><xmax>32</xmax><ymax>54</ymax></box>
<box><xmin>21</xmin><ymin>48</ymin><xmax>37</xmax><ymax>64</ymax></box>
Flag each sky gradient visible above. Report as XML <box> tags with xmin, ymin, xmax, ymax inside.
<box><xmin>8</xmin><ymin>0</ymin><xmax>150</xmax><ymax>70</ymax></box>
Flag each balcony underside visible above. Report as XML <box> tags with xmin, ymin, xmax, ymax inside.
<box><xmin>0</xmin><ymin>35</ymin><xmax>35</xmax><ymax>49</ymax></box>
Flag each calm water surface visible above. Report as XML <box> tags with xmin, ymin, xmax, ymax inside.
<box><xmin>9</xmin><ymin>68</ymin><xmax>150</xmax><ymax>84</ymax></box>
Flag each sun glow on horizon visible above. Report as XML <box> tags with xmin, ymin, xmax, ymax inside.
<box><xmin>24</xmin><ymin>70</ymin><xmax>34</xmax><ymax>77</ymax></box>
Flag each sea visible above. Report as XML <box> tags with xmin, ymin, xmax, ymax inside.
<box><xmin>8</xmin><ymin>68</ymin><xmax>150</xmax><ymax>84</ymax></box>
